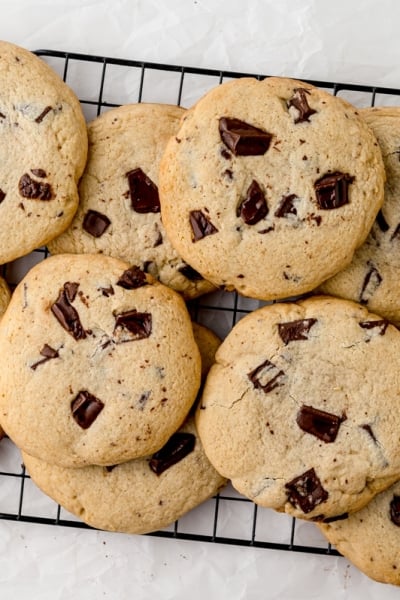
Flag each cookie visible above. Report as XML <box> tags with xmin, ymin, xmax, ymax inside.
<box><xmin>318</xmin><ymin>480</ymin><xmax>400</xmax><ymax>585</ymax></box>
<box><xmin>20</xmin><ymin>322</ymin><xmax>225</xmax><ymax>534</ymax></box>
<box><xmin>159</xmin><ymin>77</ymin><xmax>385</xmax><ymax>300</ymax></box>
<box><xmin>319</xmin><ymin>107</ymin><xmax>400</xmax><ymax>325</ymax></box>
<box><xmin>0</xmin><ymin>254</ymin><xmax>201</xmax><ymax>467</ymax></box>
<box><xmin>0</xmin><ymin>275</ymin><xmax>11</xmax><ymax>318</ymax></box>
<box><xmin>196</xmin><ymin>295</ymin><xmax>400</xmax><ymax>520</ymax></box>
<box><xmin>48</xmin><ymin>103</ymin><xmax>215</xmax><ymax>299</ymax></box>
<box><xmin>0</xmin><ymin>41</ymin><xmax>87</xmax><ymax>263</ymax></box>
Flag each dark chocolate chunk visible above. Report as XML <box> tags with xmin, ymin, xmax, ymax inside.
<box><xmin>71</xmin><ymin>390</ymin><xmax>104</xmax><ymax>429</ymax></box>
<box><xmin>274</xmin><ymin>194</ymin><xmax>299</xmax><ymax>218</ymax></box>
<box><xmin>114</xmin><ymin>310</ymin><xmax>152</xmax><ymax>339</ymax></box>
<box><xmin>278</xmin><ymin>318</ymin><xmax>317</xmax><ymax>344</ymax></box>
<box><xmin>376</xmin><ymin>209</ymin><xmax>389</xmax><ymax>233</ymax></box>
<box><xmin>359</xmin><ymin>319</ymin><xmax>388</xmax><ymax>336</ymax></box>
<box><xmin>189</xmin><ymin>210</ymin><xmax>218</xmax><ymax>242</ymax></box>
<box><xmin>315</xmin><ymin>172</ymin><xmax>354</xmax><ymax>210</ymax></box>
<box><xmin>0</xmin><ymin>112</ymin><xmax>5</xmax><ymax>119</ymax></box>
<box><xmin>287</xmin><ymin>88</ymin><xmax>317</xmax><ymax>124</ymax></box>
<box><xmin>82</xmin><ymin>209</ymin><xmax>111</xmax><ymax>238</ymax></box>
<box><xmin>34</xmin><ymin>106</ymin><xmax>52</xmax><ymax>123</ymax></box>
<box><xmin>285</xmin><ymin>468</ymin><xmax>328</xmax><ymax>513</ymax></box>
<box><xmin>30</xmin><ymin>344</ymin><xmax>59</xmax><ymax>370</ymax></box>
<box><xmin>178</xmin><ymin>263</ymin><xmax>204</xmax><ymax>281</ymax></box>
<box><xmin>126</xmin><ymin>168</ymin><xmax>160</xmax><ymax>213</ymax></box>
<box><xmin>0</xmin><ymin>189</ymin><xmax>5</xmax><ymax>203</ymax></box>
<box><xmin>219</xmin><ymin>117</ymin><xmax>272</xmax><ymax>156</ymax></box>
<box><xmin>360</xmin><ymin>424</ymin><xmax>378</xmax><ymax>444</ymax></box>
<box><xmin>359</xmin><ymin>264</ymin><xmax>382</xmax><ymax>304</ymax></box>
<box><xmin>18</xmin><ymin>173</ymin><xmax>52</xmax><ymax>200</ymax></box>
<box><xmin>296</xmin><ymin>405</ymin><xmax>345</xmax><ymax>443</ymax></box>
<box><xmin>51</xmin><ymin>283</ymin><xmax>86</xmax><ymax>341</ymax></box>
<box><xmin>116</xmin><ymin>266</ymin><xmax>148</xmax><ymax>290</ymax></box>
<box><xmin>30</xmin><ymin>168</ymin><xmax>47</xmax><ymax>178</ymax></box>
<box><xmin>237</xmin><ymin>180</ymin><xmax>268</xmax><ymax>225</ymax></box>
<box><xmin>64</xmin><ymin>282</ymin><xmax>79</xmax><ymax>303</ymax></box>
<box><xmin>153</xmin><ymin>228</ymin><xmax>163</xmax><ymax>247</ymax></box>
<box><xmin>390</xmin><ymin>495</ymin><xmax>400</xmax><ymax>526</ymax></box>
<box><xmin>149</xmin><ymin>432</ymin><xmax>196</xmax><ymax>475</ymax></box>
<box><xmin>99</xmin><ymin>286</ymin><xmax>114</xmax><ymax>297</ymax></box>
<box><xmin>248</xmin><ymin>359</ymin><xmax>285</xmax><ymax>394</ymax></box>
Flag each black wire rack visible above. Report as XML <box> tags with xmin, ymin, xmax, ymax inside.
<box><xmin>1</xmin><ymin>49</ymin><xmax>400</xmax><ymax>558</ymax></box>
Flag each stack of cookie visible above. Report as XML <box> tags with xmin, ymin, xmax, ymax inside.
<box><xmin>2</xmin><ymin>39</ymin><xmax>400</xmax><ymax>584</ymax></box>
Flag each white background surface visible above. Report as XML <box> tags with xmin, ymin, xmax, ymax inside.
<box><xmin>1</xmin><ymin>1</ymin><xmax>400</xmax><ymax>598</ymax></box>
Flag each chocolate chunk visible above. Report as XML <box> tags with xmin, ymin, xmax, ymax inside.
<box><xmin>114</xmin><ymin>310</ymin><xmax>152</xmax><ymax>340</ymax></box>
<box><xmin>359</xmin><ymin>319</ymin><xmax>388</xmax><ymax>336</ymax></box>
<box><xmin>315</xmin><ymin>172</ymin><xmax>354</xmax><ymax>210</ymax></box>
<box><xmin>390</xmin><ymin>223</ymin><xmax>400</xmax><ymax>241</ymax></box>
<box><xmin>219</xmin><ymin>117</ymin><xmax>272</xmax><ymax>156</ymax></box>
<box><xmin>248</xmin><ymin>359</ymin><xmax>285</xmax><ymax>394</ymax></box>
<box><xmin>71</xmin><ymin>390</ymin><xmax>104</xmax><ymax>429</ymax></box>
<box><xmin>360</xmin><ymin>424</ymin><xmax>378</xmax><ymax>444</ymax></box>
<box><xmin>390</xmin><ymin>495</ymin><xmax>400</xmax><ymax>526</ymax></box>
<box><xmin>360</xmin><ymin>264</ymin><xmax>382</xmax><ymax>304</ymax></box>
<box><xmin>322</xmin><ymin>513</ymin><xmax>349</xmax><ymax>523</ymax></box>
<box><xmin>149</xmin><ymin>432</ymin><xmax>196</xmax><ymax>475</ymax></box>
<box><xmin>126</xmin><ymin>168</ymin><xmax>160</xmax><ymax>213</ymax></box>
<box><xmin>296</xmin><ymin>405</ymin><xmax>345</xmax><ymax>443</ymax></box>
<box><xmin>287</xmin><ymin>88</ymin><xmax>317</xmax><ymax>124</ymax></box>
<box><xmin>189</xmin><ymin>210</ymin><xmax>218</xmax><ymax>242</ymax></box>
<box><xmin>0</xmin><ymin>189</ymin><xmax>5</xmax><ymax>203</ymax></box>
<box><xmin>274</xmin><ymin>194</ymin><xmax>299</xmax><ymax>218</ymax></box>
<box><xmin>99</xmin><ymin>286</ymin><xmax>114</xmax><ymax>297</ymax></box>
<box><xmin>30</xmin><ymin>344</ymin><xmax>59</xmax><ymax>370</ymax></box>
<box><xmin>153</xmin><ymin>228</ymin><xmax>163</xmax><ymax>247</ymax></box>
<box><xmin>34</xmin><ymin>106</ymin><xmax>52</xmax><ymax>123</ymax></box>
<box><xmin>285</xmin><ymin>468</ymin><xmax>328</xmax><ymax>513</ymax></box>
<box><xmin>116</xmin><ymin>266</ymin><xmax>148</xmax><ymax>290</ymax></box>
<box><xmin>0</xmin><ymin>112</ymin><xmax>5</xmax><ymax>119</ymax></box>
<box><xmin>237</xmin><ymin>180</ymin><xmax>268</xmax><ymax>225</ymax></box>
<box><xmin>82</xmin><ymin>209</ymin><xmax>111</xmax><ymax>238</ymax></box>
<box><xmin>51</xmin><ymin>283</ymin><xmax>86</xmax><ymax>340</ymax></box>
<box><xmin>376</xmin><ymin>209</ymin><xmax>389</xmax><ymax>233</ymax></box>
<box><xmin>178</xmin><ymin>263</ymin><xmax>204</xmax><ymax>281</ymax></box>
<box><xmin>278</xmin><ymin>318</ymin><xmax>317</xmax><ymax>344</ymax></box>
<box><xmin>30</xmin><ymin>168</ymin><xmax>47</xmax><ymax>178</ymax></box>
<box><xmin>18</xmin><ymin>173</ymin><xmax>52</xmax><ymax>200</ymax></box>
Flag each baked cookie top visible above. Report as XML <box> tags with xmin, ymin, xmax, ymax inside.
<box><xmin>0</xmin><ymin>254</ymin><xmax>201</xmax><ymax>467</ymax></box>
<box><xmin>159</xmin><ymin>77</ymin><xmax>385</xmax><ymax>300</ymax></box>
<box><xmin>320</xmin><ymin>107</ymin><xmax>400</xmax><ymax>325</ymax></box>
<box><xmin>21</xmin><ymin>323</ymin><xmax>226</xmax><ymax>535</ymax></box>
<box><xmin>318</xmin><ymin>480</ymin><xmax>400</xmax><ymax>586</ymax></box>
<box><xmin>0</xmin><ymin>41</ymin><xmax>87</xmax><ymax>263</ymax></box>
<box><xmin>48</xmin><ymin>103</ymin><xmax>215</xmax><ymax>299</ymax></box>
<box><xmin>196</xmin><ymin>295</ymin><xmax>400</xmax><ymax>520</ymax></box>
<box><xmin>0</xmin><ymin>275</ymin><xmax>10</xmax><ymax>318</ymax></box>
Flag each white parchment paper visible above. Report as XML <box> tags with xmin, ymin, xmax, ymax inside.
<box><xmin>1</xmin><ymin>1</ymin><xmax>400</xmax><ymax>598</ymax></box>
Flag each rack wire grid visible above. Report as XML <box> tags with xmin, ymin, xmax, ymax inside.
<box><xmin>1</xmin><ymin>49</ymin><xmax>400</xmax><ymax>558</ymax></box>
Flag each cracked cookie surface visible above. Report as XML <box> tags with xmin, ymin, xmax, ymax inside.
<box><xmin>0</xmin><ymin>41</ymin><xmax>87</xmax><ymax>263</ymax></box>
<box><xmin>159</xmin><ymin>76</ymin><xmax>385</xmax><ymax>300</ymax></box>
<box><xmin>0</xmin><ymin>254</ymin><xmax>201</xmax><ymax>467</ymax></box>
<box><xmin>48</xmin><ymin>103</ymin><xmax>215</xmax><ymax>300</ymax></box>
<box><xmin>196</xmin><ymin>295</ymin><xmax>400</xmax><ymax>520</ymax></box>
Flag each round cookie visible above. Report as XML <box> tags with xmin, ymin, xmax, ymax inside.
<box><xmin>21</xmin><ymin>323</ymin><xmax>226</xmax><ymax>535</ymax></box>
<box><xmin>159</xmin><ymin>76</ymin><xmax>385</xmax><ymax>301</ymax></box>
<box><xmin>320</xmin><ymin>107</ymin><xmax>400</xmax><ymax>325</ymax></box>
<box><xmin>48</xmin><ymin>103</ymin><xmax>215</xmax><ymax>299</ymax></box>
<box><xmin>0</xmin><ymin>254</ymin><xmax>201</xmax><ymax>467</ymax></box>
<box><xmin>22</xmin><ymin>416</ymin><xmax>227</xmax><ymax>534</ymax></box>
<box><xmin>318</xmin><ymin>480</ymin><xmax>400</xmax><ymax>585</ymax></box>
<box><xmin>0</xmin><ymin>41</ymin><xmax>87</xmax><ymax>263</ymax></box>
<box><xmin>196</xmin><ymin>295</ymin><xmax>400</xmax><ymax>520</ymax></box>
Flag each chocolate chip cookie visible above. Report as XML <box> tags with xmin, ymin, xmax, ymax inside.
<box><xmin>48</xmin><ymin>103</ymin><xmax>215</xmax><ymax>299</ymax></box>
<box><xmin>159</xmin><ymin>77</ymin><xmax>385</xmax><ymax>300</ymax></box>
<box><xmin>318</xmin><ymin>480</ymin><xmax>400</xmax><ymax>585</ymax></box>
<box><xmin>21</xmin><ymin>323</ymin><xmax>226</xmax><ymax>534</ymax></box>
<box><xmin>320</xmin><ymin>107</ymin><xmax>400</xmax><ymax>325</ymax></box>
<box><xmin>196</xmin><ymin>295</ymin><xmax>400</xmax><ymax>520</ymax></box>
<box><xmin>0</xmin><ymin>254</ymin><xmax>201</xmax><ymax>467</ymax></box>
<box><xmin>0</xmin><ymin>41</ymin><xmax>87</xmax><ymax>263</ymax></box>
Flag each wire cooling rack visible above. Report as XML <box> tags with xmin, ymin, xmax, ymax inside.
<box><xmin>1</xmin><ymin>49</ymin><xmax>400</xmax><ymax>558</ymax></box>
